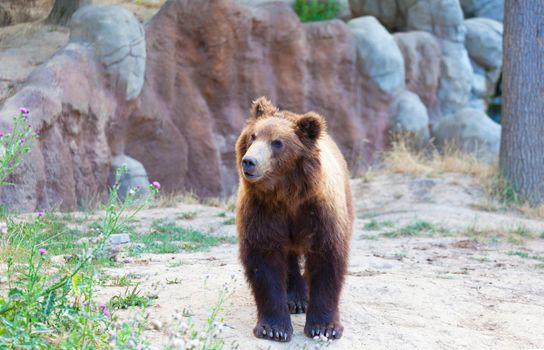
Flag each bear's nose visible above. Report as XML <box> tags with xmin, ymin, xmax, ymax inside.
<box><xmin>242</xmin><ymin>156</ymin><xmax>258</xmax><ymax>172</ymax></box>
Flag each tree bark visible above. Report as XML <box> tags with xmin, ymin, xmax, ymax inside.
<box><xmin>45</xmin><ymin>0</ymin><xmax>92</xmax><ymax>26</ymax></box>
<box><xmin>500</xmin><ymin>0</ymin><xmax>544</xmax><ymax>206</ymax></box>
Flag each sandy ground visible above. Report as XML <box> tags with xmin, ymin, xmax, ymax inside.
<box><xmin>92</xmin><ymin>174</ymin><xmax>544</xmax><ymax>350</ymax></box>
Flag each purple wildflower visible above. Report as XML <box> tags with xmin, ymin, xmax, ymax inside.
<box><xmin>19</xmin><ymin>107</ymin><xmax>29</xmax><ymax>115</ymax></box>
<box><xmin>38</xmin><ymin>248</ymin><xmax>47</xmax><ymax>255</ymax></box>
<box><xmin>20</xmin><ymin>138</ymin><xmax>25</xmax><ymax>144</ymax></box>
<box><xmin>151</xmin><ymin>181</ymin><xmax>161</xmax><ymax>190</ymax></box>
<box><xmin>37</xmin><ymin>211</ymin><xmax>44</xmax><ymax>217</ymax></box>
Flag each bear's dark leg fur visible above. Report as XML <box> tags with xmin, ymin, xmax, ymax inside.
<box><xmin>286</xmin><ymin>253</ymin><xmax>308</xmax><ymax>314</ymax></box>
<box><xmin>241</xmin><ymin>244</ymin><xmax>293</xmax><ymax>342</ymax></box>
<box><xmin>304</xmin><ymin>246</ymin><xmax>346</xmax><ymax>339</ymax></box>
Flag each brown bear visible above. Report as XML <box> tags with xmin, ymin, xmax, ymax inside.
<box><xmin>235</xmin><ymin>97</ymin><xmax>353</xmax><ymax>342</ymax></box>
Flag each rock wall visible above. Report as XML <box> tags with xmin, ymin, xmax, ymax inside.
<box><xmin>0</xmin><ymin>0</ymin><xmax>504</xmax><ymax>211</ymax></box>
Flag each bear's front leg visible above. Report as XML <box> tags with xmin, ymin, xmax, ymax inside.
<box><xmin>241</xmin><ymin>243</ymin><xmax>293</xmax><ymax>342</ymax></box>
<box><xmin>304</xmin><ymin>244</ymin><xmax>347</xmax><ymax>340</ymax></box>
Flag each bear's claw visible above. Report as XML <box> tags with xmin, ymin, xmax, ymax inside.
<box><xmin>304</xmin><ymin>322</ymin><xmax>343</xmax><ymax>340</ymax></box>
<box><xmin>287</xmin><ymin>299</ymin><xmax>307</xmax><ymax>314</ymax></box>
<box><xmin>254</xmin><ymin>319</ymin><xmax>293</xmax><ymax>342</ymax></box>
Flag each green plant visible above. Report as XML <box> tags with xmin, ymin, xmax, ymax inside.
<box><xmin>109</xmin><ymin>312</ymin><xmax>150</xmax><ymax>349</ymax></box>
<box><xmin>363</xmin><ymin>219</ymin><xmax>394</xmax><ymax>231</ymax></box>
<box><xmin>384</xmin><ymin>220</ymin><xmax>450</xmax><ymax>238</ymax></box>
<box><xmin>507</xmin><ymin>251</ymin><xmax>544</xmax><ymax>261</ymax></box>
<box><xmin>132</xmin><ymin>220</ymin><xmax>236</xmax><ymax>254</ymax></box>
<box><xmin>0</xmin><ymin>121</ymin><xmax>158</xmax><ymax>348</ymax></box>
<box><xmin>178</xmin><ymin>211</ymin><xmax>198</xmax><ymax>220</ymax></box>
<box><xmin>294</xmin><ymin>0</ymin><xmax>340</xmax><ymax>22</ymax></box>
<box><xmin>165</xmin><ymin>282</ymin><xmax>236</xmax><ymax>350</ymax></box>
<box><xmin>109</xmin><ymin>285</ymin><xmax>151</xmax><ymax>309</ymax></box>
<box><xmin>0</xmin><ymin>110</ymin><xmax>37</xmax><ymax>186</ymax></box>
<box><xmin>222</xmin><ymin>217</ymin><xmax>235</xmax><ymax>225</ymax></box>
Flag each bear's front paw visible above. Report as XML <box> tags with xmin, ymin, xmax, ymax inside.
<box><xmin>304</xmin><ymin>322</ymin><xmax>343</xmax><ymax>340</ymax></box>
<box><xmin>253</xmin><ymin>318</ymin><xmax>293</xmax><ymax>342</ymax></box>
<box><xmin>287</xmin><ymin>295</ymin><xmax>307</xmax><ymax>314</ymax></box>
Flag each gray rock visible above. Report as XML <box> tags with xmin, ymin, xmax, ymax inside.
<box><xmin>437</xmin><ymin>41</ymin><xmax>474</xmax><ymax>116</ymax></box>
<box><xmin>394</xmin><ymin>31</ymin><xmax>441</xmax><ymax>115</ymax></box>
<box><xmin>431</xmin><ymin>108</ymin><xmax>501</xmax><ymax>161</ymax></box>
<box><xmin>465</xmin><ymin>18</ymin><xmax>503</xmax><ymax>70</ymax></box>
<box><xmin>348</xmin><ymin>16</ymin><xmax>405</xmax><ymax>95</ymax></box>
<box><xmin>390</xmin><ymin>90</ymin><xmax>430</xmax><ymax>146</ymax></box>
<box><xmin>468</xmin><ymin>71</ymin><xmax>487</xmax><ymax>109</ymax></box>
<box><xmin>106</xmin><ymin>233</ymin><xmax>131</xmax><ymax>246</ymax></box>
<box><xmin>349</xmin><ymin>0</ymin><xmax>398</xmax><ymax>29</ymax></box>
<box><xmin>400</xmin><ymin>0</ymin><xmax>466</xmax><ymax>43</ymax></box>
<box><xmin>70</xmin><ymin>5</ymin><xmax>146</xmax><ymax>101</ymax></box>
<box><xmin>109</xmin><ymin>154</ymin><xmax>150</xmax><ymax>201</ymax></box>
<box><xmin>460</xmin><ymin>0</ymin><xmax>504</xmax><ymax>22</ymax></box>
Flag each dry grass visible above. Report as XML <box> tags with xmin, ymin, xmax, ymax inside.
<box><xmin>383</xmin><ymin>138</ymin><xmax>495</xmax><ymax>180</ymax></box>
<box><xmin>380</xmin><ymin>136</ymin><xmax>544</xmax><ymax>220</ymax></box>
<box><xmin>151</xmin><ymin>191</ymin><xmax>237</xmax><ymax>211</ymax></box>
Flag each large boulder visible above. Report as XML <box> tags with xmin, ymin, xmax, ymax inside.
<box><xmin>437</xmin><ymin>41</ymin><xmax>474</xmax><ymax>117</ymax></box>
<box><xmin>349</xmin><ymin>0</ymin><xmax>398</xmax><ymax>30</ymax></box>
<box><xmin>0</xmin><ymin>43</ymin><xmax>114</xmax><ymax>211</ymax></box>
<box><xmin>70</xmin><ymin>6</ymin><xmax>146</xmax><ymax>101</ymax></box>
<box><xmin>464</xmin><ymin>18</ymin><xmax>502</xmax><ymax>110</ymax></box>
<box><xmin>389</xmin><ymin>90</ymin><xmax>430</xmax><ymax>146</ymax></box>
<box><xmin>464</xmin><ymin>18</ymin><xmax>503</xmax><ymax>71</ymax></box>
<box><xmin>0</xmin><ymin>0</ymin><xmax>393</xmax><ymax>211</ymax></box>
<box><xmin>347</xmin><ymin>16</ymin><xmax>405</xmax><ymax>95</ymax></box>
<box><xmin>394</xmin><ymin>31</ymin><xmax>441</xmax><ymax>118</ymax></box>
<box><xmin>460</xmin><ymin>0</ymin><xmax>504</xmax><ymax>22</ymax></box>
<box><xmin>348</xmin><ymin>0</ymin><xmax>474</xmax><ymax>117</ymax></box>
<box><xmin>109</xmin><ymin>154</ymin><xmax>150</xmax><ymax>201</ymax></box>
<box><xmin>399</xmin><ymin>0</ymin><xmax>466</xmax><ymax>43</ymax></box>
<box><xmin>0</xmin><ymin>0</ymin><xmax>53</xmax><ymax>27</ymax></box>
<box><xmin>431</xmin><ymin>108</ymin><xmax>501</xmax><ymax>161</ymax></box>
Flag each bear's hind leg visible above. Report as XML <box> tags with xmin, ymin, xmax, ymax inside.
<box><xmin>287</xmin><ymin>253</ymin><xmax>308</xmax><ymax>314</ymax></box>
<box><xmin>241</xmin><ymin>245</ymin><xmax>293</xmax><ymax>342</ymax></box>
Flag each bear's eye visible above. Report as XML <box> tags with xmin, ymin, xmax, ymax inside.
<box><xmin>250</xmin><ymin>134</ymin><xmax>256</xmax><ymax>141</ymax></box>
<box><xmin>271</xmin><ymin>139</ymin><xmax>283</xmax><ymax>150</ymax></box>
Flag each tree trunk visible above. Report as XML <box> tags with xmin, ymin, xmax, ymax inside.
<box><xmin>500</xmin><ymin>0</ymin><xmax>544</xmax><ymax>206</ymax></box>
<box><xmin>45</xmin><ymin>0</ymin><xmax>92</xmax><ymax>26</ymax></box>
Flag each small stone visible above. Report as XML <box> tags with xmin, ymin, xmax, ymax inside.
<box><xmin>150</xmin><ymin>319</ymin><xmax>162</xmax><ymax>330</ymax></box>
<box><xmin>106</xmin><ymin>233</ymin><xmax>131</xmax><ymax>246</ymax></box>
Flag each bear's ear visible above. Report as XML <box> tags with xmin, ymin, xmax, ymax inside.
<box><xmin>296</xmin><ymin>112</ymin><xmax>326</xmax><ymax>143</ymax></box>
<box><xmin>250</xmin><ymin>96</ymin><xmax>277</xmax><ymax>119</ymax></box>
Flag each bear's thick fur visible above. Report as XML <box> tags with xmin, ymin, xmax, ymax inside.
<box><xmin>235</xmin><ymin>97</ymin><xmax>353</xmax><ymax>342</ymax></box>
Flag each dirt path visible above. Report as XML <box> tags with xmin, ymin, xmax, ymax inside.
<box><xmin>95</xmin><ymin>174</ymin><xmax>544</xmax><ymax>349</ymax></box>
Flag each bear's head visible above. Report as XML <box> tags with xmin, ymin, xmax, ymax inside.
<box><xmin>236</xmin><ymin>97</ymin><xmax>326</xmax><ymax>191</ymax></box>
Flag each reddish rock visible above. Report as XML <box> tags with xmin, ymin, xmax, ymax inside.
<box><xmin>0</xmin><ymin>44</ymin><xmax>114</xmax><ymax>211</ymax></box>
<box><xmin>129</xmin><ymin>0</ymin><xmax>391</xmax><ymax>197</ymax></box>
<box><xmin>0</xmin><ymin>0</ymin><xmax>393</xmax><ymax>211</ymax></box>
<box><xmin>394</xmin><ymin>31</ymin><xmax>441</xmax><ymax>120</ymax></box>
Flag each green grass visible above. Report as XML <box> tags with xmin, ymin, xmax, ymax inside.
<box><xmin>294</xmin><ymin>0</ymin><xmax>340</xmax><ymax>22</ymax></box>
<box><xmin>222</xmin><ymin>217</ymin><xmax>235</xmax><ymax>225</ymax></box>
<box><xmin>383</xmin><ymin>220</ymin><xmax>450</xmax><ymax>238</ymax></box>
<box><xmin>507</xmin><ymin>251</ymin><xmax>544</xmax><ymax>262</ymax></box>
<box><xmin>363</xmin><ymin>219</ymin><xmax>394</xmax><ymax>231</ymax></box>
<box><xmin>131</xmin><ymin>219</ymin><xmax>236</xmax><ymax>254</ymax></box>
<box><xmin>177</xmin><ymin>211</ymin><xmax>198</xmax><ymax>220</ymax></box>
<box><xmin>109</xmin><ymin>285</ymin><xmax>151</xmax><ymax>309</ymax></box>
<box><xmin>110</xmin><ymin>274</ymin><xmax>136</xmax><ymax>287</ymax></box>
